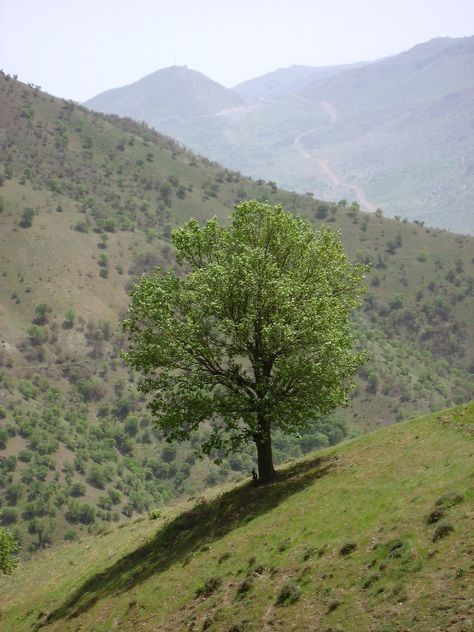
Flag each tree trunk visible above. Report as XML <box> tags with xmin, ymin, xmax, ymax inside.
<box><xmin>255</xmin><ymin>417</ymin><xmax>276</xmax><ymax>483</ymax></box>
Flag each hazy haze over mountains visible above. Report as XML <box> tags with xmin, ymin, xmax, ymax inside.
<box><xmin>85</xmin><ymin>36</ymin><xmax>474</xmax><ymax>234</ymax></box>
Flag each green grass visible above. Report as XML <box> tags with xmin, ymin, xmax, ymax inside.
<box><xmin>0</xmin><ymin>403</ymin><xmax>472</xmax><ymax>631</ymax></box>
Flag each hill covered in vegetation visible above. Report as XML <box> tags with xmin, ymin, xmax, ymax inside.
<box><xmin>0</xmin><ymin>73</ymin><xmax>473</xmax><ymax>551</ymax></box>
<box><xmin>0</xmin><ymin>404</ymin><xmax>472</xmax><ymax>631</ymax></box>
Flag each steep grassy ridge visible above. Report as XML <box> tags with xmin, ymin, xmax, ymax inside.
<box><xmin>0</xmin><ymin>74</ymin><xmax>473</xmax><ymax>550</ymax></box>
<box><xmin>0</xmin><ymin>404</ymin><xmax>472</xmax><ymax>631</ymax></box>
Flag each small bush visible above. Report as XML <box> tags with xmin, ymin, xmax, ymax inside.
<box><xmin>387</xmin><ymin>539</ymin><xmax>404</xmax><ymax>559</ymax></box>
<box><xmin>302</xmin><ymin>546</ymin><xmax>317</xmax><ymax>561</ymax></box>
<box><xmin>64</xmin><ymin>529</ymin><xmax>78</xmax><ymax>542</ymax></box>
<box><xmin>435</xmin><ymin>492</ymin><xmax>464</xmax><ymax>509</ymax></box>
<box><xmin>237</xmin><ymin>576</ymin><xmax>254</xmax><ymax>596</ymax></box>
<box><xmin>68</xmin><ymin>481</ymin><xmax>86</xmax><ymax>497</ymax></box>
<box><xmin>148</xmin><ymin>508</ymin><xmax>161</xmax><ymax>520</ymax></box>
<box><xmin>432</xmin><ymin>522</ymin><xmax>454</xmax><ymax>542</ymax></box>
<box><xmin>195</xmin><ymin>576</ymin><xmax>222</xmax><ymax>598</ymax></box>
<box><xmin>426</xmin><ymin>508</ymin><xmax>444</xmax><ymax>524</ymax></box>
<box><xmin>0</xmin><ymin>508</ymin><xmax>18</xmax><ymax>525</ymax></box>
<box><xmin>276</xmin><ymin>581</ymin><xmax>301</xmax><ymax>606</ymax></box>
<box><xmin>339</xmin><ymin>542</ymin><xmax>357</xmax><ymax>556</ymax></box>
<box><xmin>362</xmin><ymin>573</ymin><xmax>382</xmax><ymax>589</ymax></box>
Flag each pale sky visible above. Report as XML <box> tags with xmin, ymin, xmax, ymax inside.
<box><xmin>1</xmin><ymin>0</ymin><xmax>473</xmax><ymax>102</ymax></box>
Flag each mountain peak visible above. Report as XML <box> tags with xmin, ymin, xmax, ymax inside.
<box><xmin>85</xmin><ymin>65</ymin><xmax>244</xmax><ymax>120</ymax></box>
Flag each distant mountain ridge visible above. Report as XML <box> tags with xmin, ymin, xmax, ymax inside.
<box><xmin>301</xmin><ymin>36</ymin><xmax>474</xmax><ymax>111</ymax></box>
<box><xmin>84</xmin><ymin>36</ymin><xmax>474</xmax><ymax>233</ymax></box>
<box><xmin>85</xmin><ymin>65</ymin><xmax>244</xmax><ymax>121</ymax></box>
<box><xmin>232</xmin><ymin>61</ymin><xmax>369</xmax><ymax>99</ymax></box>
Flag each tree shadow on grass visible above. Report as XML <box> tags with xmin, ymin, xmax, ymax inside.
<box><xmin>43</xmin><ymin>454</ymin><xmax>336</xmax><ymax>626</ymax></box>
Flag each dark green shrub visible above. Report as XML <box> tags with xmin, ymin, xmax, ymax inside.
<box><xmin>0</xmin><ymin>507</ymin><xmax>18</xmax><ymax>525</ymax></box>
<box><xmin>276</xmin><ymin>581</ymin><xmax>301</xmax><ymax>605</ymax></box>
<box><xmin>195</xmin><ymin>576</ymin><xmax>222</xmax><ymax>598</ymax></box>
<box><xmin>339</xmin><ymin>542</ymin><xmax>357</xmax><ymax>556</ymax></box>
<box><xmin>237</xmin><ymin>576</ymin><xmax>254</xmax><ymax>596</ymax></box>
<box><xmin>432</xmin><ymin>523</ymin><xmax>454</xmax><ymax>542</ymax></box>
<box><xmin>426</xmin><ymin>508</ymin><xmax>444</xmax><ymax>524</ymax></box>
<box><xmin>87</xmin><ymin>465</ymin><xmax>107</xmax><ymax>489</ymax></box>
<box><xmin>362</xmin><ymin>573</ymin><xmax>382</xmax><ymax>589</ymax></box>
<box><xmin>435</xmin><ymin>492</ymin><xmax>464</xmax><ymax>509</ymax></box>
<box><xmin>68</xmin><ymin>481</ymin><xmax>86</xmax><ymax>497</ymax></box>
<box><xmin>66</xmin><ymin>501</ymin><xmax>96</xmax><ymax>524</ymax></box>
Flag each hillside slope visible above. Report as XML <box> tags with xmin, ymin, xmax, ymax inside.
<box><xmin>298</xmin><ymin>36</ymin><xmax>474</xmax><ymax>233</ymax></box>
<box><xmin>85</xmin><ymin>65</ymin><xmax>245</xmax><ymax>121</ymax></box>
<box><xmin>232</xmin><ymin>61</ymin><xmax>368</xmax><ymax>99</ymax></box>
<box><xmin>0</xmin><ymin>403</ymin><xmax>472</xmax><ymax>631</ymax></box>
<box><xmin>87</xmin><ymin>37</ymin><xmax>474</xmax><ymax>233</ymax></box>
<box><xmin>1</xmin><ymin>74</ymin><xmax>474</xmax><ymax>551</ymax></box>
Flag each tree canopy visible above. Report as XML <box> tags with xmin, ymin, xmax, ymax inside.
<box><xmin>123</xmin><ymin>201</ymin><xmax>366</xmax><ymax>481</ymax></box>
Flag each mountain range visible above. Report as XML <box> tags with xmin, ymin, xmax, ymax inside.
<box><xmin>86</xmin><ymin>36</ymin><xmax>474</xmax><ymax>234</ymax></box>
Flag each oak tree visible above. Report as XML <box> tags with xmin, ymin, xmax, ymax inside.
<box><xmin>123</xmin><ymin>201</ymin><xmax>366</xmax><ymax>482</ymax></box>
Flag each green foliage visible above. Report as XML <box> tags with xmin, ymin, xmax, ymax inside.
<box><xmin>68</xmin><ymin>481</ymin><xmax>86</xmax><ymax>497</ymax></box>
<box><xmin>66</xmin><ymin>500</ymin><xmax>96</xmax><ymax>525</ymax></box>
<box><xmin>86</xmin><ymin>464</ymin><xmax>107</xmax><ymax>489</ymax></box>
<box><xmin>276</xmin><ymin>580</ymin><xmax>301</xmax><ymax>605</ymax></box>
<box><xmin>0</xmin><ymin>527</ymin><xmax>20</xmax><ymax>575</ymax></box>
<box><xmin>148</xmin><ymin>508</ymin><xmax>161</xmax><ymax>520</ymax></box>
<box><xmin>27</xmin><ymin>325</ymin><xmax>48</xmax><ymax>346</ymax></box>
<box><xmin>20</xmin><ymin>206</ymin><xmax>35</xmax><ymax>227</ymax></box>
<box><xmin>0</xmin><ymin>427</ymin><xmax>8</xmax><ymax>448</ymax></box>
<box><xmin>124</xmin><ymin>201</ymin><xmax>366</xmax><ymax>479</ymax></box>
<box><xmin>0</xmin><ymin>507</ymin><xmax>18</xmax><ymax>525</ymax></box>
<box><xmin>64</xmin><ymin>307</ymin><xmax>76</xmax><ymax>327</ymax></box>
<box><xmin>34</xmin><ymin>303</ymin><xmax>51</xmax><ymax>324</ymax></box>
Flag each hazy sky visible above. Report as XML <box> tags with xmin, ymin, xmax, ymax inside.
<box><xmin>1</xmin><ymin>0</ymin><xmax>473</xmax><ymax>102</ymax></box>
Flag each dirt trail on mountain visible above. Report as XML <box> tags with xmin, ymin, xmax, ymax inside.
<box><xmin>293</xmin><ymin>103</ymin><xmax>378</xmax><ymax>212</ymax></box>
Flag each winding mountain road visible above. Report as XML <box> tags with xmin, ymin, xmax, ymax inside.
<box><xmin>293</xmin><ymin>102</ymin><xmax>378</xmax><ymax>212</ymax></box>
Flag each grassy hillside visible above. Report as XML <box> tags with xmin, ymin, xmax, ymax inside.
<box><xmin>92</xmin><ymin>37</ymin><xmax>474</xmax><ymax>233</ymax></box>
<box><xmin>0</xmin><ymin>73</ymin><xmax>473</xmax><ymax>551</ymax></box>
<box><xmin>0</xmin><ymin>403</ymin><xmax>472</xmax><ymax>631</ymax></box>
